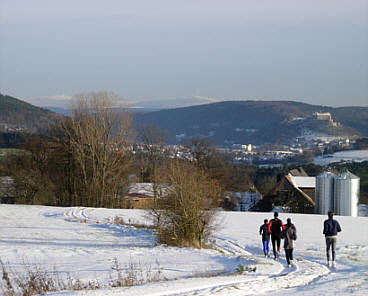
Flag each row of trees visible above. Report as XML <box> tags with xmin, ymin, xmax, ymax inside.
<box><xmin>57</xmin><ymin>92</ymin><xmax>133</xmax><ymax>207</ymax></box>
<box><xmin>0</xmin><ymin>92</ymin><xmax>225</xmax><ymax>248</ymax></box>
<box><xmin>1</xmin><ymin>92</ymin><xmax>133</xmax><ymax>208</ymax></box>
<box><xmin>1</xmin><ymin>89</ymin><xmax>277</xmax><ymax>209</ymax></box>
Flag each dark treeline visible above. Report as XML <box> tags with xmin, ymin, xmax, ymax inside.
<box><xmin>1</xmin><ymin>92</ymin><xmax>133</xmax><ymax>207</ymax></box>
<box><xmin>1</xmin><ymin>93</ymin><xmax>368</xmax><ymax>209</ymax></box>
<box><xmin>0</xmin><ymin>131</ymin><xmax>28</xmax><ymax>148</ymax></box>
<box><xmin>1</xmin><ymin>135</ymin><xmax>368</xmax><ymax>208</ymax></box>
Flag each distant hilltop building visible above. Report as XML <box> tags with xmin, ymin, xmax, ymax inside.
<box><xmin>313</xmin><ymin>112</ymin><xmax>332</xmax><ymax>121</ymax></box>
<box><xmin>312</xmin><ymin>112</ymin><xmax>339</xmax><ymax>127</ymax></box>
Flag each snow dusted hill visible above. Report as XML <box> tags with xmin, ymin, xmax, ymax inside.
<box><xmin>0</xmin><ymin>205</ymin><xmax>367</xmax><ymax>295</ymax></box>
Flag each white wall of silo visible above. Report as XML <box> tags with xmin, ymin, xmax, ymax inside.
<box><xmin>316</xmin><ymin>172</ymin><xmax>335</xmax><ymax>214</ymax></box>
<box><xmin>333</xmin><ymin>178</ymin><xmax>341</xmax><ymax>215</ymax></box>
<box><xmin>334</xmin><ymin>172</ymin><xmax>360</xmax><ymax>217</ymax></box>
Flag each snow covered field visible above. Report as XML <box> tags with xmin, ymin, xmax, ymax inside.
<box><xmin>313</xmin><ymin>150</ymin><xmax>368</xmax><ymax>166</ymax></box>
<box><xmin>0</xmin><ymin>204</ymin><xmax>367</xmax><ymax>295</ymax></box>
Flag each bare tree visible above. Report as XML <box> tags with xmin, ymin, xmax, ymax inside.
<box><xmin>57</xmin><ymin>92</ymin><xmax>133</xmax><ymax>208</ymax></box>
<box><xmin>139</xmin><ymin>125</ymin><xmax>168</xmax><ymax>204</ymax></box>
<box><xmin>2</xmin><ymin>136</ymin><xmax>57</xmax><ymax>205</ymax></box>
<box><xmin>185</xmin><ymin>137</ymin><xmax>214</xmax><ymax>169</ymax></box>
<box><xmin>185</xmin><ymin>137</ymin><xmax>230</xmax><ymax>191</ymax></box>
<box><xmin>152</xmin><ymin>160</ymin><xmax>221</xmax><ymax>248</ymax></box>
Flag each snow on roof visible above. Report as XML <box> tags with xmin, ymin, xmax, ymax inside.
<box><xmin>128</xmin><ymin>183</ymin><xmax>168</xmax><ymax>197</ymax></box>
<box><xmin>128</xmin><ymin>183</ymin><xmax>154</xmax><ymax>196</ymax></box>
<box><xmin>288</xmin><ymin>174</ymin><xmax>315</xmax><ymax>188</ymax></box>
<box><xmin>289</xmin><ymin>168</ymin><xmax>308</xmax><ymax>177</ymax></box>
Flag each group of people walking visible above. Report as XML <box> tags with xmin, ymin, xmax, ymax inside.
<box><xmin>259</xmin><ymin>211</ymin><xmax>341</xmax><ymax>268</ymax></box>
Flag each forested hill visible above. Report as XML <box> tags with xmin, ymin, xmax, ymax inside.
<box><xmin>0</xmin><ymin>93</ymin><xmax>63</xmax><ymax>133</ymax></box>
<box><xmin>2</xmin><ymin>94</ymin><xmax>367</xmax><ymax>145</ymax></box>
<box><xmin>134</xmin><ymin>100</ymin><xmax>368</xmax><ymax>145</ymax></box>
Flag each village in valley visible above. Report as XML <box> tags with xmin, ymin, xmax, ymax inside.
<box><xmin>122</xmin><ymin>111</ymin><xmax>367</xmax><ymax>217</ymax></box>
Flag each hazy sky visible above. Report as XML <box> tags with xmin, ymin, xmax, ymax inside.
<box><xmin>1</xmin><ymin>0</ymin><xmax>367</xmax><ymax>107</ymax></box>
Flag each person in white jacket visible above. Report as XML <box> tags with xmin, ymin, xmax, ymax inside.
<box><xmin>281</xmin><ymin>218</ymin><xmax>297</xmax><ymax>267</ymax></box>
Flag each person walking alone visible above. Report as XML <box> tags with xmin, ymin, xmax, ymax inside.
<box><xmin>259</xmin><ymin>219</ymin><xmax>270</xmax><ymax>257</ymax></box>
<box><xmin>323</xmin><ymin>211</ymin><xmax>341</xmax><ymax>268</ymax></box>
<box><xmin>281</xmin><ymin>218</ymin><xmax>297</xmax><ymax>267</ymax></box>
<box><xmin>268</xmin><ymin>212</ymin><xmax>285</xmax><ymax>259</ymax></box>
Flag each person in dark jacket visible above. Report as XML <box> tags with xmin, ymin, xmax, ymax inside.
<box><xmin>268</xmin><ymin>212</ymin><xmax>285</xmax><ymax>259</ymax></box>
<box><xmin>323</xmin><ymin>211</ymin><xmax>341</xmax><ymax>268</ymax></box>
<box><xmin>281</xmin><ymin>218</ymin><xmax>297</xmax><ymax>267</ymax></box>
<box><xmin>259</xmin><ymin>219</ymin><xmax>270</xmax><ymax>257</ymax></box>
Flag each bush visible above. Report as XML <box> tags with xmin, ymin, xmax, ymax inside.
<box><xmin>151</xmin><ymin>161</ymin><xmax>221</xmax><ymax>248</ymax></box>
<box><xmin>0</xmin><ymin>258</ymin><xmax>166</xmax><ymax>296</ymax></box>
<box><xmin>111</xmin><ymin>258</ymin><xmax>166</xmax><ymax>287</ymax></box>
<box><xmin>0</xmin><ymin>259</ymin><xmax>94</xmax><ymax>296</ymax></box>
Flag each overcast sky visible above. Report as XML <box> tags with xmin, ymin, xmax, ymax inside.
<box><xmin>0</xmin><ymin>0</ymin><xmax>367</xmax><ymax>107</ymax></box>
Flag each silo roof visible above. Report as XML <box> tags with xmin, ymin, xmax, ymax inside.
<box><xmin>337</xmin><ymin>171</ymin><xmax>360</xmax><ymax>180</ymax></box>
<box><xmin>317</xmin><ymin>171</ymin><xmax>336</xmax><ymax>178</ymax></box>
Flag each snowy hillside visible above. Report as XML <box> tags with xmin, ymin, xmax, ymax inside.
<box><xmin>0</xmin><ymin>205</ymin><xmax>367</xmax><ymax>295</ymax></box>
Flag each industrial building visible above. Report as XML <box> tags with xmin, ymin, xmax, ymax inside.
<box><xmin>260</xmin><ymin>168</ymin><xmax>360</xmax><ymax>216</ymax></box>
<box><xmin>316</xmin><ymin>172</ymin><xmax>336</xmax><ymax>215</ymax></box>
<box><xmin>315</xmin><ymin>171</ymin><xmax>359</xmax><ymax>217</ymax></box>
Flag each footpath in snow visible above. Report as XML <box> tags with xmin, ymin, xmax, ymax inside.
<box><xmin>0</xmin><ymin>205</ymin><xmax>367</xmax><ymax>295</ymax></box>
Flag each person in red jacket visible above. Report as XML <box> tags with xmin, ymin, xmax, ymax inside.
<box><xmin>268</xmin><ymin>212</ymin><xmax>285</xmax><ymax>259</ymax></box>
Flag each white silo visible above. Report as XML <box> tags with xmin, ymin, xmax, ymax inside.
<box><xmin>316</xmin><ymin>172</ymin><xmax>335</xmax><ymax>214</ymax></box>
<box><xmin>334</xmin><ymin>171</ymin><xmax>360</xmax><ymax>217</ymax></box>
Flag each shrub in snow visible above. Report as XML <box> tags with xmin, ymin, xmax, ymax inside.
<box><xmin>151</xmin><ymin>161</ymin><xmax>221</xmax><ymax>248</ymax></box>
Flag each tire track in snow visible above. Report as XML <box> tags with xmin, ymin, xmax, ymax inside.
<box><xmin>212</xmin><ymin>236</ymin><xmax>252</xmax><ymax>257</ymax></box>
<box><xmin>180</xmin><ymin>259</ymin><xmax>329</xmax><ymax>296</ymax></box>
<box><xmin>63</xmin><ymin>207</ymin><xmax>96</xmax><ymax>223</ymax></box>
<box><xmin>110</xmin><ymin>256</ymin><xmax>330</xmax><ymax>296</ymax></box>
<box><xmin>158</xmin><ymin>238</ymin><xmax>331</xmax><ymax>296</ymax></box>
